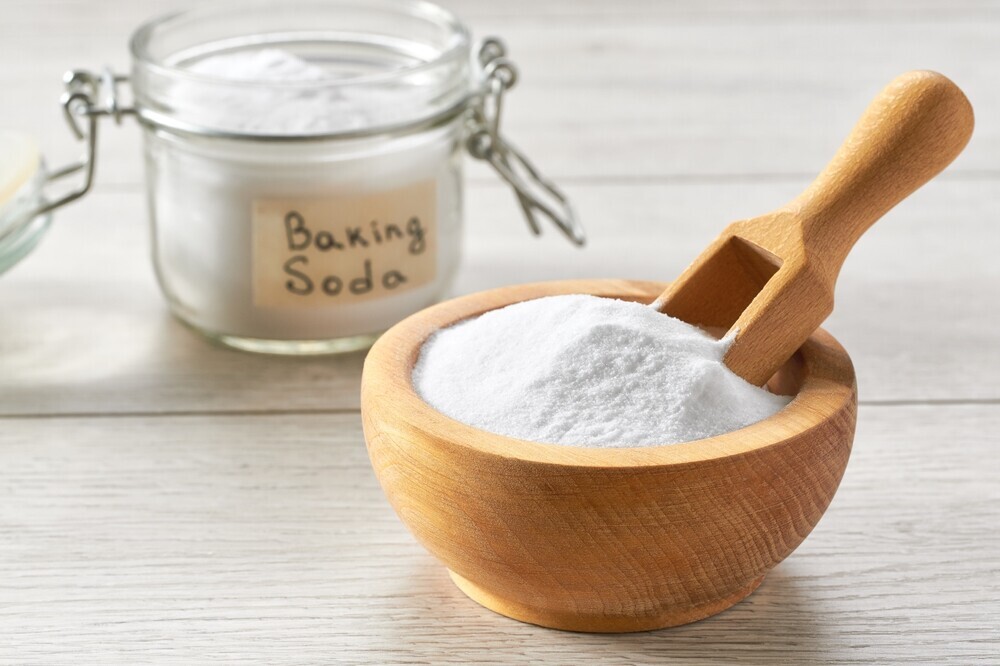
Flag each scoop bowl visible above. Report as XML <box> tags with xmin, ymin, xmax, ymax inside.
<box><xmin>361</xmin><ymin>279</ymin><xmax>857</xmax><ymax>632</ymax></box>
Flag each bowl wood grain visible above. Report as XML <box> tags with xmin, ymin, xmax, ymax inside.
<box><xmin>362</xmin><ymin>279</ymin><xmax>857</xmax><ymax>632</ymax></box>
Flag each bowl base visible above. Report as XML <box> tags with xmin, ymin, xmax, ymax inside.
<box><xmin>448</xmin><ymin>570</ymin><xmax>765</xmax><ymax>633</ymax></box>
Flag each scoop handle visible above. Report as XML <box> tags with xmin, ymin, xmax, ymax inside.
<box><xmin>789</xmin><ymin>70</ymin><xmax>973</xmax><ymax>272</ymax></box>
<box><xmin>717</xmin><ymin>71</ymin><xmax>973</xmax><ymax>387</ymax></box>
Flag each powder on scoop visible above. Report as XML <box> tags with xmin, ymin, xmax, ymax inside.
<box><xmin>412</xmin><ymin>294</ymin><xmax>791</xmax><ymax>447</ymax></box>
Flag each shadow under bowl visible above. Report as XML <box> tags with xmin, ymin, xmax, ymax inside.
<box><xmin>361</xmin><ymin>279</ymin><xmax>857</xmax><ymax>632</ymax></box>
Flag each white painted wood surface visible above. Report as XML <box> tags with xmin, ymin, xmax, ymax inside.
<box><xmin>1</xmin><ymin>1</ymin><xmax>997</xmax><ymax>663</ymax></box>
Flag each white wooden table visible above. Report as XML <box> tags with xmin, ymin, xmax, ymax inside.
<box><xmin>2</xmin><ymin>1</ymin><xmax>998</xmax><ymax>663</ymax></box>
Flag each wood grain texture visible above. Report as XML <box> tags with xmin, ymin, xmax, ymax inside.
<box><xmin>657</xmin><ymin>71</ymin><xmax>974</xmax><ymax>385</ymax></box>
<box><xmin>1</xmin><ymin>407</ymin><xmax>997</xmax><ymax>663</ymax></box>
<box><xmin>0</xmin><ymin>0</ymin><xmax>996</xmax><ymax>661</ymax></box>
<box><xmin>362</xmin><ymin>279</ymin><xmax>858</xmax><ymax>631</ymax></box>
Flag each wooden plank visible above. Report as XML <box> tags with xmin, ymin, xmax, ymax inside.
<box><xmin>1</xmin><ymin>6</ymin><xmax>999</xmax><ymax>184</ymax></box>
<box><xmin>2</xmin><ymin>177</ymin><xmax>997</xmax><ymax>415</ymax></box>
<box><xmin>1</xmin><ymin>405</ymin><xmax>996</xmax><ymax>663</ymax></box>
<box><xmin>1</xmin><ymin>2</ymin><xmax>993</xmax><ymax>663</ymax></box>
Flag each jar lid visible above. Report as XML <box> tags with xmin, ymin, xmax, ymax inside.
<box><xmin>0</xmin><ymin>131</ymin><xmax>51</xmax><ymax>276</ymax></box>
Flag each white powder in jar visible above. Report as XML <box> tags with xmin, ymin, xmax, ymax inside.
<box><xmin>181</xmin><ymin>48</ymin><xmax>411</xmax><ymax>135</ymax></box>
<box><xmin>413</xmin><ymin>294</ymin><xmax>791</xmax><ymax>447</ymax></box>
<box><xmin>146</xmin><ymin>46</ymin><xmax>464</xmax><ymax>344</ymax></box>
<box><xmin>188</xmin><ymin>48</ymin><xmax>331</xmax><ymax>82</ymax></box>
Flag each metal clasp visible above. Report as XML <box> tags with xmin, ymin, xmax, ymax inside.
<box><xmin>467</xmin><ymin>39</ymin><xmax>585</xmax><ymax>247</ymax></box>
<box><xmin>35</xmin><ymin>56</ymin><xmax>585</xmax><ymax>247</ymax></box>
<box><xmin>33</xmin><ymin>67</ymin><xmax>134</xmax><ymax>218</ymax></box>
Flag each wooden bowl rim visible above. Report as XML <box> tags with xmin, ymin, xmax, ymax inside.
<box><xmin>362</xmin><ymin>279</ymin><xmax>857</xmax><ymax>468</ymax></box>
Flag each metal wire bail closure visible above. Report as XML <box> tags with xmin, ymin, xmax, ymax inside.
<box><xmin>468</xmin><ymin>38</ymin><xmax>586</xmax><ymax>246</ymax></box>
<box><xmin>35</xmin><ymin>41</ymin><xmax>585</xmax><ymax>247</ymax></box>
<box><xmin>31</xmin><ymin>67</ymin><xmax>135</xmax><ymax>220</ymax></box>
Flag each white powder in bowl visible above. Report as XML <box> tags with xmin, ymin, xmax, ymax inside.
<box><xmin>412</xmin><ymin>294</ymin><xmax>792</xmax><ymax>447</ymax></box>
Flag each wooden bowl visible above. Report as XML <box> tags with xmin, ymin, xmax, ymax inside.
<box><xmin>361</xmin><ymin>279</ymin><xmax>857</xmax><ymax>632</ymax></box>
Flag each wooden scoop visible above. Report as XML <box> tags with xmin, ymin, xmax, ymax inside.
<box><xmin>652</xmin><ymin>70</ymin><xmax>974</xmax><ymax>386</ymax></box>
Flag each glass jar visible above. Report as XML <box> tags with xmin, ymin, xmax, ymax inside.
<box><xmin>0</xmin><ymin>132</ymin><xmax>51</xmax><ymax>276</ymax></box>
<box><xmin>0</xmin><ymin>0</ymin><xmax>583</xmax><ymax>354</ymax></box>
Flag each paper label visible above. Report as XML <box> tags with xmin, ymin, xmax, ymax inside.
<box><xmin>251</xmin><ymin>181</ymin><xmax>437</xmax><ymax>307</ymax></box>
